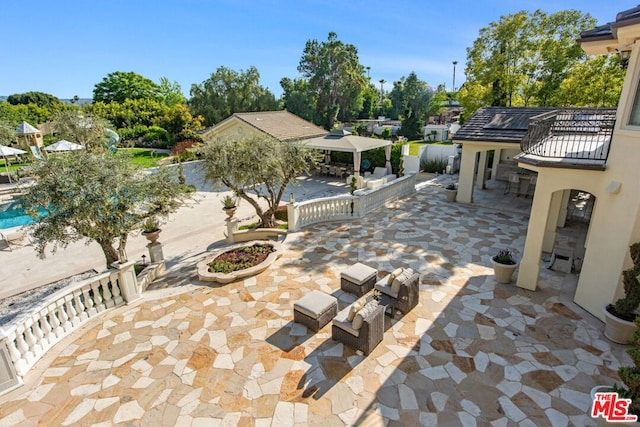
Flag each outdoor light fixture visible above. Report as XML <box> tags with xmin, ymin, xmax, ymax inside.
<box><xmin>142</xmin><ymin>254</ymin><xmax>147</xmax><ymax>266</ymax></box>
<box><xmin>617</xmin><ymin>45</ymin><xmax>632</xmax><ymax>69</ymax></box>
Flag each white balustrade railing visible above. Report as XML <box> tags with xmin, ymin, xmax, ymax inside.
<box><xmin>288</xmin><ymin>173</ymin><xmax>416</xmax><ymax>231</ymax></box>
<box><xmin>0</xmin><ymin>261</ymin><xmax>140</xmax><ymax>392</ymax></box>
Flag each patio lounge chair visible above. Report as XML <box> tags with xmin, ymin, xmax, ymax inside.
<box><xmin>332</xmin><ymin>301</ymin><xmax>384</xmax><ymax>355</ymax></box>
<box><xmin>374</xmin><ymin>268</ymin><xmax>420</xmax><ymax>315</ymax></box>
<box><xmin>0</xmin><ymin>229</ymin><xmax>26</xmax><ymax>251</ymax></box>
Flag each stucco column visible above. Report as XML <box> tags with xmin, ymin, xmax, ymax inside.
<box><xmin>557</xmin><ymin>190</ymin><xmax>571</xmax><ymax>228</ymax></box>
<box><xmin>476</xmin><ymin>151</ymin><xmax>488</xmax><ymax>190</ymax></box>
<box><xmin>516</xmin><ymin>186</ymin><xmax>554</xmax><ymax>291</ymax></box>
<box><xmin>541</xmin><ymin>190</ymin><xmax>564</xmax><ymax>253</ymax></box>
<box><xmin>457</xmin><ymin>147</ymin><xmax>478</xmax><ymax>203</ymax></box>
<box><xmin>491</xmin><ymin>149</ymin><xmax>501</xmax><ymax>180</ymax></box>
<box><xmin>384</xmin><ymin>145</ymin><xmax>392</xmax><ymax>174</ymax></box>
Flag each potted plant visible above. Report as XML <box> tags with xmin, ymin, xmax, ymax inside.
<box><xmin>141</xmin><ymin>217</ymin><xmax>161</xmax><ymax>243</ymax></box>
<box><xmin>604</xmin><ymin>242</ymin><xmax>640</xmax><ymax>344</ymax></box>
<box><xmin>491</xmin><ymin>248</ymin><xmax>519</xmax><ymax>284</ymax></box>
<box><xmin>221</xmin><ymin>194</ymin><xmax>238</xmax><ymax>218</ymax></box>
<box><xmin>591</xmin><ymin>317</ymin><xmax>640</xmax><ymax>426</ymax></box>
<box><xmin>444</xmin><ymin>183</ymin><xmax>457</xmax><ymax>202</ymax></box>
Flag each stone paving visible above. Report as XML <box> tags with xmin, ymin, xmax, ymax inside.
<box><xmin>0</xmin><ymin>177</ymin><xmax>630</xmax><ymax>426</ymax></box>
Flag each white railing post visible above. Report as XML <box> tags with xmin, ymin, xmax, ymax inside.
<box><xmin>112</xmin><ymin>261</ymin><xmax>140</xmax><ymax>304</ymax></box>
<box><xmin>0</xmin><ymin>329</ymin><xmax>22</xmax><ymax>395</ymax></box>
<box><xmin>287</xmin><ymin>202</ymin><xmax>299</xmax><ymax>232</ymax></box>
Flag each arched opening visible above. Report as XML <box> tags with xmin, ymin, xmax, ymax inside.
<box><xmin>538</xmin><ymin>188</ymin><xmax>595</xmax><ymax>301</ymax></box>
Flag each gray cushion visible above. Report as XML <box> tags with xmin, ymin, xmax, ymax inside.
<box><xmin>341</xmin><ymin>263</ymin><xmax>377</xmax><ymax>285</ymax></box>
<box><xmin>333</xmin><ymin>306</ymin><xmax>360</xmax><ymax>337</ymax></box>
<box><xmin>374</xmin><ymin>276</ymin><xmax>398</xmax><ymax>299</ymax></box>
<box><xmin>294</xmin><ymin>290</ymin><xmax>337</xmax><ymax>318</ymax></box>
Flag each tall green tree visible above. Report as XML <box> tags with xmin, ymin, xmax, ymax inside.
<box><xmin>461</xmin><ymin>9</ymin><xmax>597</xmax><ymax>113</ymax></box>
<box><xmin>93</xmin><ymin>71</ymin><xmax>161</xmax><ymax>103</ymax></box>
<box><xmin>158</xmin><ymin>77</ymin><xmax>187</xmax><ymax>106</ymax></box>
<box><xmin>279</xmin><ymin>77</ymin><xmax>316</xmax><ymax>122</ymax></box>
<box><xmin>189</xmin><ymin>66</ymin><xmax>278</xmax><ymax>126</ymax></box>
<box><xmin>23</xmin><ymin>151</ymin><xmax>186</xmax><ymax>268</ymax></box>
<box><xmin>552</xmin><ymin>55</ymin><xmax>624</xmax><ymax>107</ymax></box>
<box><xmin>52</xmin><ymin>110</ymin><xmax>111</xmax><ymax>151</ymax></box>
<box><xmin>0</xmin><ymin>119</ymin><xmax>15</xmax><ymax>145</ymax></box>
<box><xmin>7</xmin><ymin>91</ymin><xmax>62</xmax><ymax>109</ymax></box>
<box><xmin>199</xmin><ymin>136</ymin><xmax>320</xmax><ymax>228</ymax></box>
<box><xmin>298</xmin><ymin>32</ymin><xmax>367</xmax><ymax>129</ymax></box>
<box><xmin>389</xmin><ymin>73</ymin><xmax>432</xmax><ymax>139</ymax></box>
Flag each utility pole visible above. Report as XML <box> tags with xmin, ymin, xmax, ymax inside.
<box><xmin>452</xmin><ymin>61</ymin><xmax>458</xmax><ymax>92</ymax></box>
<box><xmin>379</xmin><ymin>79</ymin><xmax>386</xmax><ymax>105</ymax></box>
<box><xmin>366</xmin><ymin>66</ymin><xmax>371</xmax><ymax>79</ymax></box>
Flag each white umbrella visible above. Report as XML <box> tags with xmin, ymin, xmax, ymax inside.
<box><xmin>0</xmin><ymin>145</ymin><xmax>27</xmax><ymax>184</ymax></box>
<box><xmin>0</xmin><ymin>145</ymin><xmax>26</xmax><ymax>157</ymax></box>
<box><xmin>45</xmin><ymin>140</ymin><xmax>84</xmax><ymax>152</ymax></box>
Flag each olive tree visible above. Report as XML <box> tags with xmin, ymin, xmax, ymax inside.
<box><xmin>23</xmin><ymin>150</ymin><xmax>186</xmax><ymax>268</ymax></box>
<box><xmin>51</xmin><ymin>110</ymin><xmax>111</xmax><ymax>151</ymax></box>
<box><xmin>199</xmin><ymin>135</ymin><xmax>320</xmax><ymax>228</ymax></box>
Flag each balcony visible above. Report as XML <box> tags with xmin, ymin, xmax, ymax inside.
<box><xmin>516</xmin><ymin>108</ymin><xmax>616</xmax><ymax>170</ymax></box>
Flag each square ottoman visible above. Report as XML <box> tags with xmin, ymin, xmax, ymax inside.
<box><xmin>341</xmin><ymin>262</ymin><xmax>377</xmax><ymax>297</ymax></box>
<box><xmin>293</xmin><ymin>290</ymin><xmax>338</xmax><ymax>331</ymax></box>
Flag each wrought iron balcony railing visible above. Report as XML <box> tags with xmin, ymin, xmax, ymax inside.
<box><xmin>520</xmin><ymin>108</ymin><xmax>616</xmax><ymax>166</ymax></box>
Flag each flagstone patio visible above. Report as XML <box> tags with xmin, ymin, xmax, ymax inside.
<box><xmin>0</xmin><ymin>178</ymin><xmax>629</xmax><ymax>426</ymax></box>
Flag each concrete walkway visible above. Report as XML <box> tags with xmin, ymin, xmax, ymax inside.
<box><xmin>0</xmin><ymin>173</ymin><xmax>626</xmax><ymax>426</ymax></box>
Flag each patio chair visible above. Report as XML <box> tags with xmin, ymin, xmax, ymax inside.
<box><xmin>504</xmin><ymin>173</ymin><xmax>520</xmax><ymax>195</ymax></box>
<box><xmin>526</xmin><ymin>175</ymin><xmax>537</xmax><ymax>198</ymax></box>
<box><xmin>332</xmin><ymin>302</ymin><xmax>384</xmax><ymax>355</ymax></box>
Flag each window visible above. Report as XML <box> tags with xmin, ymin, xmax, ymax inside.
<box><xmin>628</xmin><ymin>79</ymin><xmax>640</xmax><ymax>126</ymax></box>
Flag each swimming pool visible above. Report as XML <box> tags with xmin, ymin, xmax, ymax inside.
<box><xmin>0</xmin><ymin>200</ymin><xmax>46</xmax><ymax>229</ymax></box>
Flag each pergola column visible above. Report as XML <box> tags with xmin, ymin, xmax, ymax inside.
<box><xmin>476</xmin><ymin>151</ymin><xmax>488</xmax><ymax>190</ymax></box>
<box><xmin>384</xmin><ymin>145</ymin><xmax>392</xmax><ymax>174</ymax></box>
<box><xmin>491</xmin><ymin>149</ymin><xmax>501</xmax><ymax>180</ymax></box>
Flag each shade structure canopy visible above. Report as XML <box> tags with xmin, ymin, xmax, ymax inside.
<box><xmin>0</xmin><ymin>145</ymin><xmax>27</xmax><ymax>157</ymax></box>
<box><xmin>301</xmin><ymin>130</ymin><xmax>393</xmax><ymax>178</ymax></box>
<box><xmin>45</xmin><ymin>140</ymin><xmax>84</xmax><ymax>152</ymax></box>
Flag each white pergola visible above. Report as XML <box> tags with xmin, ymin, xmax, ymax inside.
<box><xmin>301</xmin><ymin>130</ymin><xmax>393</xmax><ymax>177</ymax></box>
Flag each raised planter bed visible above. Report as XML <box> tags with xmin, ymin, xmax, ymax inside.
<box><xmin>196</xmin><ymin>240</ymin><xmax>283</xmax><ymax>283</ymax></box>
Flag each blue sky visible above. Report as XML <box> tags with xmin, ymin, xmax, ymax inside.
<box><xmin>1</xmin><ymin>1</ymin><xmax>620</xmax><ymax>100</ymax></box>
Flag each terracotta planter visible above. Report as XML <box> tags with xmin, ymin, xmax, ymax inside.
<box><xmin>142</xmin><ymin>229</ymin><xmax>161</xmax><ymax>244</ymax></box>
<box><xmin>491</xmin><ymin>257</ymin><xmax>519</xmax><ymax>284</ymax></box>
<box><xmin>603</xmin><ymin>305</ymin><xmax>638</xmax><ymax>344</ymax></box>
<box><xmin>223</xmin><ymin>207</ymin><xmax>237</xmax><ymax>218</ymax></box>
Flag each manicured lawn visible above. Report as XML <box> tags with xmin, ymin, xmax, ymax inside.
<box><xmin>118</xmin><ymin>148</ymin><xmax>169</xmax><ymax>168</ymax></box>
<box><xmin>408</xmin><ymin>140</ymin><xmax>454</xmax><ymax>156</ymax></box>
<box><xmin>0</xmin><ymin>159</ymin><xmax>32</xmax><ymax>174</ymax></box>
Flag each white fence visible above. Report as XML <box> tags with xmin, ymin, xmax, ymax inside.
<box><xmin>0</xmin><ymin>261</ymin><xmax>141</xmax><ymax>395</ymax></box>
<box><xmin>288</xmin><ymin>173</ymin><xmax>416</xmax><ymax>231</ymax></box>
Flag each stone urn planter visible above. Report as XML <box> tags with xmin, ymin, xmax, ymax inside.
<box><xmin>491</xmin><ymin>249</ymin><xmax>519</xmax><ymax>284</ymax></box>
<box><xmin>142</xmin><ymin>229</ymin><xmax>161</xmax><ymax>244</ymax></box>
<box><xmin>223</xmin><ymin>206</ymin><xmax>237</xmax><ymax>218</ymax></box>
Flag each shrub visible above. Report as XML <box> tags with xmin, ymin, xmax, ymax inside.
<box><xmin>612</xmin><ymin>242</ymin><xmax>640</xmax><ymax>320</ymax></box>
<box><xmin>420</xmin><ymin>157</ymin><xmax>448</xmax><ymax>173</ymax></box>
<box><xmin>274</xmin><ymin>205</ymin><xmax>288</xmax><ymax>222</ymax></box>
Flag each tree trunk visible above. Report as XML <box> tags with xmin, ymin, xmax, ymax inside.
<box><xmin>258</xmin><ymin>211</ymin><xmax>275</xmax><ymax>228</ymax></box>
<box><xmin>97</xmin><ymin>239</ymin><xmax>120</xmax><ymax>269</ymax></box>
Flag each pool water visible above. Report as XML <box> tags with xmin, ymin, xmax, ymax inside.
<box><xmin>0</xmin><ymin>201</ymin><xmax>46</xmax><ymax>229</ymax></box>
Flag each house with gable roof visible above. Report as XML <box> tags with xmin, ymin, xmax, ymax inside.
<box><xmin>199</xmin><ymin>110</ymin><xmax>328</xmax><ymax>143</ymax></box>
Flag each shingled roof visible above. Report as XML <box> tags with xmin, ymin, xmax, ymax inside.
<box><xmin>201</xmin><ymin>111</ymin><xmax>327</xmax><ymax>142</ymax></box>
<box><xmin>577</xmin><ymin>5</ymin><xmax>640</xmax><ymax>44</ymax></box>
<box><xmin>453</xmin><ymin>107</ymin><xmax>556</xmax><ymax>144</ymax></box>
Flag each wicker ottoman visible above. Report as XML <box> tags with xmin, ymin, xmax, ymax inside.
<box><xmin>341</xmin><ymin>262</ymin><xmax>377</xmax><ymax>297</ymax></box>
<box><xmin>293</xmin><ymin>290</ymin><xmax>338</xmax><ymax>331</ymax></box>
